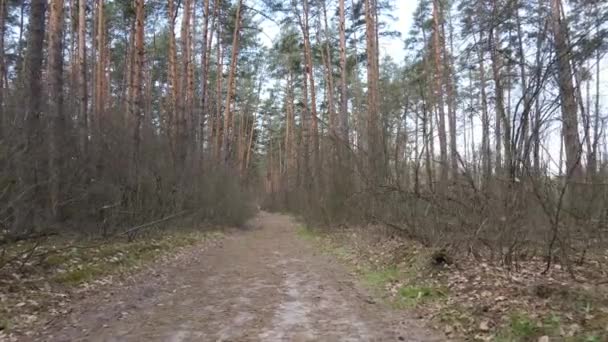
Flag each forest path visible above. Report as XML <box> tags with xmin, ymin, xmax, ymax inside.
<box><xmin>41</xmin><ymin>212</ymin><xmax>442</xmax><ymax>342</ymax></box>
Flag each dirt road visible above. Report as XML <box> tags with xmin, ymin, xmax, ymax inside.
<box><xmin>41</xmin><ymin>212</ymin><xmax>442</xmax><ymax>341</ymax></box>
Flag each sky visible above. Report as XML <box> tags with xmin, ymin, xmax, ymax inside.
<box><xmin>380</xmin><ymin>1</ymin><xmax>416</xmax><ymax>61</ymax></box>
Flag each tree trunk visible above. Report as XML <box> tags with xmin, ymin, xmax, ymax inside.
<box><xmin>200</xmin><ymin>0</ymin><xmax>211</xmax><ymax>158</ymax></box>
<box><xmin>179</xmin><ymin>0</ymin><xmax>192</xmax><ymax>165</ymax></box>
<box><xmin>550</xmin><ymin>0</ymin><xmax>582</xmax><ymax>181</ymax></box>
<box><xmin>476</xmin><ymin>32</ymin><xmax>491</xmax><ymax>189</ymax></box>
<box><xmin>15</xmin><ymin>0</ymin><xmax>46</xmax><ymax>234</ymax></box>
<box><xmin>47</xmin><ymin>0</ymin><xmax>65</xmax><ymax>220</ymax></box>
<box><xmin>131</xmin><ymin>0</ymin><xmax>145</xmax><ymax>187</ymax></box>
<box><xmin>338</xmin><ymin>0</ymin><xmax>348</xmax><ymax>143</ymax></box>
<box><xmin>532</xmin><ymin>3</ymin><xmax>546</xmax><ymax>174</ymax></box>
<box><xmin>489</xmin><ymin>27</ymin><xmax>512</xmax><ymax>178</ymax></box>
<box><xmin>221</xmin><ymin>0</ymin><xmax>243</xmax><ymax>163</ymax></box>
<box><xmin>443</xmin><ymin>14</ymin><xmax>458</xmax><ymax>180</ymax></box>
<box><xmin>167</xmin><ymin>0</ymin><xmax>180</xmax><ymax>163</ymax></box>
<box><xmin>432</xmin><ymin>0</ymin><xmax>448</xmax><ymax>183</ymax></box>
<box><xmin>298</xmin><ymin>0</ymin><xmax>320</xmax><ymax>185</ymax></box>
<box><xmin>285</xmin><ymin>70</ymin><xmax>296</xmax><ymax>192</ymax></box>
<box><xmin>94</xmin><ymin>0</ymin><xmax>106</xmax><ymax>133</ymax></box>
<box><xmin>515</xmin><ymin>3</ymin><xmax>531</xmax><ymax>172</ymax></box>
<box><xmin>77</xmin><ymin>0</ymin><xmax>88</xmax><ymax>157</ymax></box>
<box><xmin>365</xmin><ymin>0</ymin><xmax>384</xmax><ymax>184</ymax></box>
<box><xmin>214</xmin><ymin>6</ymin><xmax>223</xmax><ymax>160</ymax></box>
<box><xmin>320</xmin><ymin>0</ymin><xmax>335</xmax><ymax>137</ymax></box>
<box><xmin>591</xmin><ymin>10</ymin><xmax>601</xmax><ymax>177</ymax></box>
<box><xmin>0</xmin><ymin>0</ymin><xmax>5</xmax><ymax>137</ymax></box>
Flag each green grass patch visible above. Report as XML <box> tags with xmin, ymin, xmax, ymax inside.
<box><xmin>396</xmin><ymin>284</ymin><xmax>447</xmax><ymax>307</ymax></box>
<box><xmin>495</xmin><ymin>313</ymin><xmax>539</xmax><ymax>341</ymax></box>
<box><xmin>296</xmin><ymin>226</ymin><xmax>319</xmax><ymax>241</ymax></box>
<box><xmin>54</xmin><ymin>264</ymin><xmax>108</xmax><ymax>285</ymax></box>
<box><xmin>492</xmin><ymin>311</ymin><xmax>607</xmax><ymax>342</ymax></box>
<box><xmin>332</xmin><ymin>246</ymin><xmax>353</xmax><ymax>261</ymax></box>
<box><xmin>579</xmin><ymin>335</ymin><xmax>603</xmax><ymax>342</ymax></box>
<box><xmin>495</xmin><ymin>312</ymin><xmax>566</xmax><ymax>342</ymax></box>
<box><xmin>510</xmin><ymin>313</ymin><xmax>539</xmax><ymax>337</ymax></box>
<box><xmin>0</xmin><ymin>316</ymin><xmax>11</xmax><ymax>331</ymax></box>
<box><xmin>362</xmin><ymin>266</ymin><xmax>399</xmax><ymax>288</ymax></box>
<box><xmin>42</xmin><ymin>254</ymin><xmax>70</xmax><ymax>267</ymax></box>
<box><xmin>398</xmin><ymin>284</ymin><xmax>446</xmax><ymax>300</ymax></box>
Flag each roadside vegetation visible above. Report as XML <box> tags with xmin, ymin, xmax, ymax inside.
<box><xmin>0</xmin><ymin>226</ymin><xmax>224</xmax><ymax>338</ymax></box>
<box><xmin>1</xmin><ymin>0</ymin><xmax>607</xmax><ymax>339</ymax></box>
<box><xmin>296</xmin><ymin>224</ymin><xmax>608</xmax><ymax>341</ymax></box>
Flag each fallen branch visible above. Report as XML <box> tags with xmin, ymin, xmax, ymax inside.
<box><xmin>120</xmin><ymin>211</ymin><xmax>190</xmax><ymax>240</ymax></box>
<box><xmin>0</xmin><ymin>231</ymin><xmax>59</xmax><ymax>246</ymax></box>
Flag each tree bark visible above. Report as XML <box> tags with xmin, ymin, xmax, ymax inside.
<box><xmin>77</xmin><ymin>0</ymin><xmax>88</xmax><ymax>157</ymax></box>
<box><xmin>15</xmin><ymin>0</ymin><xmax>46</xmax><ymax>234</ymax></box>
<box><xmin>179</xmin><ymin>0</ymin><xmax>193</xmax><ymax>165</ymax></box>
<box><xmin>47</xmin><ymin>0</ymin><xmax>65</xmax><ymax>220</ymax></box>
<box><xmin>476</xmin><ymin>32</ymin><xmax>491</xmax><ymax>189</ymax></box>
<box><xmin>167</xmin><ymin>0</ymin><xmax>180</xmax><ymax>163</ymax></box>
<box><xmin>297</xmin><ymin>0</ymin><xmax>320</xmax><ymax>184</ymax></box>
<box><xmin>200</xmin><ymin>0</ymin><xmax>211</xmax><ymax>157</ymax></box>
<box><xmin>338</xmin><ymin>0</ymin><xmax>348</xmax><ymax>143</ymax></box>
<box><xmin>432</xmin><ymin>0</ymin><xmax>448</xmax><ymax>183</ymax></box>
<box><xmin>489</xmin><ymin>26</ymin><xmax>512</xmax><ymax>178</ymax></box>
<box><xmin>365</xmin><ymin>0</ymin><xmax>384</xmax><ymax>184</ymax></box>
<box><xmin>0</xmin><ymin>0</ymin><xmax>5</xmax><ymax>137</ymax></box>
<box><xmin>550</xmin><ymin>0</ymin><xmax>582</xmax><ymax>181</ymax></box>
<box><xmin>214</xmin><ymin>3</ymin><xmax>223</xmax><ymax>160</ymax></box>
<box><xmin>442</xmin><ymin>13</ymin><xmax>458</xmax><ymax>180</ymax></box>
<box><xmin>130</xmin><ymin>0</ymin><xmax>145</xmax><ymax>186</ymax></box>
<box><xmin>221</xmin><ymin>0</ymin><xmax>243</xmax><ymax>163</ymax></box>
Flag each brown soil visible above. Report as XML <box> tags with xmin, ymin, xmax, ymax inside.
<box><xmin>31</xmin><ymin>212</ymin><xmax>443</xmax><ymax>341</ymax></box>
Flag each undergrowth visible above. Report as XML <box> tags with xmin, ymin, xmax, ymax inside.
<box><xmin>0</xmin><ymin>229</ymin><xmax>223</xmax><ymax>336</ymax></box>
<box><xmin>297</xmin><ymin>223</ymin><xmax>608</xmax><ymax>342</ymax></box>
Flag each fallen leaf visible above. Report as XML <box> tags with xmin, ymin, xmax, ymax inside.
<box><xmin>479</xmin><ymin>320</ymin><xmax>490</xmax><ymax>332</ymax></box>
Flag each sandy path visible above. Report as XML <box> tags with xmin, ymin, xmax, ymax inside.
<box><xmin>39</xmin><ymin>212</ymin><xmax>442</xmax><ymax>341</ymax></box>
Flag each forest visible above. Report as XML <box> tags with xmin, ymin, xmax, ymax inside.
<box><xmin>0</xmin><ymin>0</ymin><xmax>608</xmax><ymax>340</ymax></box>
<box><xmin>1</xmin><ymin>0</ymin><xmax>606</xmax><ymax>267</ymax></box>
<box><xmin>0</xmin><ymin>0</ymin><xmax>608</xmax><ymax>267</ymax></box>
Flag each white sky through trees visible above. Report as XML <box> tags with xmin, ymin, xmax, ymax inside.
<box><xmin>257</xmin><ymin>0</ymin><xmax>608</xmax><ymax>175</ymax></box>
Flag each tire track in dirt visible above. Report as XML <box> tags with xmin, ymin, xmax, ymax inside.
<box><xmin>39</xmin><ymin>212</ymin><xmax>443</xmax><ymax>341</ymax></box>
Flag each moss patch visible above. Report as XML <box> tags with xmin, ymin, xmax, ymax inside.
<box><xmin>296</xmin><ymin>226</ymin><xmax>320</xmax><ymax>241</ymax></box>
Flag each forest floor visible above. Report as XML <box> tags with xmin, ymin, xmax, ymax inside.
<box><xmin>299</xmin><ymin>223</ymin><xmax>608</xmax><ymax>342</ymax></box>
<box><xmin>7</xmin><ymin>212</ymin><xmax>444</xmax><ymax>341</ymax></box>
